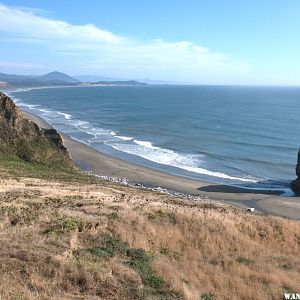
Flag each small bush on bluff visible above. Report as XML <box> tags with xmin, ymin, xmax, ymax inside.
<box><xmin>87</xmin><ymin>234</ymin><xmax>179</xmax><ymax>297</ymax></box>
<box><xmin>236</xmin><ymin>256</ymin><xmax>255</xmax><ymax>266</ymax></box>
<box><xmin>16</xmin><ymin>139</ymin><xmax>35</xmax><ymax>162</ymax></box>
<box><xmin>201</xmin><ymin>293</ymin><xmax>214</xmax><ymax>300</ymax></box>
<box><xmin>43</xmin><ymin>217</ymin><xmax>83</xmax><ymax>236</ymax></box>
<box><xmin>88</xmin><ymin>234</ymin><xmax>128</xmax><ymax>258</ymax></box>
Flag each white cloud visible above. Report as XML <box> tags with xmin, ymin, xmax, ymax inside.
<box><xmin>0</xmin><ymin>3</ymin><xmax>122</xmax><ymax>43</ymax></box>
<box><xmin>0</xmin><ymin>3</ymin><xmax>251</xmax><ymax>82</ymax></box>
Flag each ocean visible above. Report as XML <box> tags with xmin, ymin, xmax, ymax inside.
<box><xmin>9</xmin><ymin>85</ymin><xmax>300</xmax><ymax>192</ymax></box>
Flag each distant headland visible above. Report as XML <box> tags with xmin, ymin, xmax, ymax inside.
<box><xmin>0</xmin><ymin>71</ymin><xmax>148</xmax><ymax>89</ymax></box>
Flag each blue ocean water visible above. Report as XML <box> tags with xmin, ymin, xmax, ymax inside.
<box><xmin>10</xmin><ymin>85</ymin><xmax>300</xmax><ymax>190</ymax></box>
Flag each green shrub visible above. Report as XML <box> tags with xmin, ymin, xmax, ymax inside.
<box><xmin>16</xmin><ymin>139</ymin><xmax>34</xmax><ymax>162</ymax></box>
<box><xmin>208</xmin><ymin>259</ymin><xmax>218</xmax><ymax>266</ymax></box>
<box><xmin>148</xmin><ymin>209</ymin><xmax>177</xmax><ymax>224</ymax></box>
<box><xmin>201</xmin><ymin>293</ymin><xmax>214</xmax><ymax>300</ymax></box>
<box><xmin>88</xmin><ymin>234</ymin><xmax>128</xmax><ymax>258</ymax></box>
<box><xmin>43</xmin><ymin>218</ymin><xmax>82</xmax><ymax>236</ymax></box>
<box><xmin>281</xmin><ymin>263</ymin><xmax>294</xmax><ymax>271</ymax></box>
<box><xmin>87</xmin><ymin>234</ymin><xmax>179</xmax><ymax>297</ymax></box>
<box><xmin>236</xmin><ymin>256</ymin><xmax>254</xmax><ymax>265</ymax></box>
<box><xmin>107</xmin><ymin>212</ymin><xmax>122</xmax><ymax>221</ymax></box>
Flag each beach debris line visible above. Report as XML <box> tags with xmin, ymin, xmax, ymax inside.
<box><xmin>91</xmin><ymin>173</ymin><xmax>209</xmax><ymax>201</ymax></box>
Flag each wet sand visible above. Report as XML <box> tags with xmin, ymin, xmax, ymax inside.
<box><xmin>22</xmin><ymin>111</ymin><xmax>300</xmax><ymax>220</ymax></box>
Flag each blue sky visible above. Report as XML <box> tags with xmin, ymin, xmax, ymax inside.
<box><xmin>0</xmin><ymin>0</ymin><xmax>299</xmax><ymax>85</ymax></box>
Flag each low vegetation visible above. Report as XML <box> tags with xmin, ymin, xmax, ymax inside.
<box><xmin>0</xmin><ymin>157</ymin><xmax>299</xmax><ymax>299</ymax></box>
<box><xmin>0</xmin><ymin>156</ymin><xmax>98</xmax><ymax>183</ymax></box>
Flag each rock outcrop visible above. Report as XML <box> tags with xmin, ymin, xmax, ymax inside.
<box><xmin>291</xmin><ymin>149</ymin><xmax>300</xmax><ymax>191</ymax></box>
<box><xmin>0</xmin><ymin>92</ymin><xmax>74</xmax><ymax>167</ymax></box>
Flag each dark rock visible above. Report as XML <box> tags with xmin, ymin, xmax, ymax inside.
<box><xmin>291</xmin><ymin>148</ymin><xmax>300</xmax><ymax>191</ymax></box>
<box><xmin>43</xmin><ymin>128</ymin><xmax>67</xmax><ymax>151</ymax></box>
<box><xmin>296</xmin><ymin>149</ymin><xmax>300</xmax><ymax>177</ymax></box>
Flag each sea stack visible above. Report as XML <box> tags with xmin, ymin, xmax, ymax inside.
<box><xmin>291</xmin><ymin>149</ymin><xmax>300</xmax><ymax>191</ymax></box>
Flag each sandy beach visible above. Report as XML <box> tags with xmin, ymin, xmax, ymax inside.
<box><xmin>22</xmin><ymin>111</ymin><xmax>300</xmax><ymax>220</ymax></box>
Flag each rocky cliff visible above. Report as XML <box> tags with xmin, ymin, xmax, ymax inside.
<box><xmin>0</xmin><ymin>92</ymin><xmax>74</xmax><ymax>167</ymax></box>
<box><xmin>291</xmin><ymin>149</ymin><xmax>300</xmax><ymax>191</ymax></box>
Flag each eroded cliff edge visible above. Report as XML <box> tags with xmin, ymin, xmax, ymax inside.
<box><xmin>0</xmin><ymin>92</ymin><xmax>74</xmax><ymax>167</ymax></box>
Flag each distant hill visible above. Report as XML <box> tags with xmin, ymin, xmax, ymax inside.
<box><xmin>0</xmin><ymin>71</ymin><xmax>190</xmax><ymax>89</ymax></box>
<box><xmin>0</xmin><ymin>71</ymin><xmax>80</xmax><ymax>88</ymax></box>
<box><xmin>0</xmin><ymin>71</ymin><xmax>152</xmax><ymax>88</ymax></box>
<box><xmin>0</xmin><ymin>72</ymin><xmax>34</xmax><ymax>85</ymax></box>
<box><xmin>75</xmin><ymin>74</ymin><xmax>191</xmax><ymax>85</ymax></box>
<box><xmin>92</xmin><ymin>80</ymin><xmax>147</xmax><ymax>86</ymax></box>
<box><xmin>38</xmin><ymin>71</ymin><xmax>80</xmax><ymax>84</ymax></box>
<box><xmin>0</xmin><ymin>73</ymin><xmax>27</xmax><ymax>81</ymax></box>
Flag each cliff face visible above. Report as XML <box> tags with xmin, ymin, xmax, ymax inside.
<box><xmin>0</xmin><ymin>92</ymin><xmax>74</xmax><ymax>167</ymax></box>
<box><xmin>292</xmin><ymin>149</ymin><xmax>300</xmax><ymax>191</ymax></box>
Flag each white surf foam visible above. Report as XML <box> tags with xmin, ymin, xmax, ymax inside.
<box><xmin>72</xmin><ymin>120</ymin><xmax>89</xmax><ymax>127</ymax></box>
<box><xmin>12</xmin><ymin>99</ymin><xmax>40</xmax><ymax>110</ymax></box>
<box><xmin>134</xmin><ymin>139</ymin><xmax>157</xmax><ymax>149</ymax></box>
<box><xmin>116</xmin><ymin>135</ymin><xmax>133</xmax><ymax>141</ymax></box>
<box><xmin>26</xmin><ymin>104</ymin><xmax>40</xmax><ymax>109</ymax></box>
<box><xmin>39</xmin><ymin>109</ymin><xmax>51</xmax><ymax>114</ymax></box>
<box><xmin>109</xmin><ymin>141</ymin><xmax>258</xmax><ymax>183</ymax></box>
<box><xmin>85</xmin><ymin>127</ymin><xmax>112</xmax><ymax>136</ymax></box>
<box><xmin>58</xmin><ymin>112</ymin><xmax>72</xmax><ymax>120</ymax></box>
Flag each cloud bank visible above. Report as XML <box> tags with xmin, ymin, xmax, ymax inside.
<box><xmin>0</xmin><ymin>3</ymin><xmax>251</xmax><ymax>82</ymax></box>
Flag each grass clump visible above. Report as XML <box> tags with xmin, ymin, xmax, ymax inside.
<box><xmin>148</xmin><ymin>209</ymin><xmax>177</xmax><ymax>224</ymax></box>
<box><xmin>281</xmin><ymin>263</ymin><xmax>294</xmax><ymax>271</ymax></box>
<box><xmin>126</xmin><ymin>248</ymin><xmax>163</xmax><ymax>289</ymax></box>
<box><xmin>43</xmin><ymin>217</ymin><xmax>83</xmax><ymax>237</ymax></box>
<box><xmin>16</xmin><ymin>139</ymin><xmax>35</xmax><ymax>162</ymax></box>
<box><xmin>88</xmin><ymin>234</ymin><xmax>128</xmax><ymax>258</ymax></box>
<box><xmin>236</xmin><ymin>256</ymin><xmax>255</xmax><ymax>266</ymax></box>
<box><xmin>208</xmin><ymin>259</ymin><xmax>218</xmax><ymax>266</ymax></box>
<box><xmin>107</xmin><ymin>211</ymin><xmax>122</xmax><ymax>221</ymax></box>
<box><xmin>201</xmin><ymin>293</ymin><xmax>214</xmax><ymax>300</ymax></box>
<box><xmin>87</xmin><ymin>234</ymin><xmax>178</xmax><ymax>297</ymax></box>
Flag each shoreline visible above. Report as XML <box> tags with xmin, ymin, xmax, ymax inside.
<box><xmin>22</xmin><ymin>111</ymin><xmax>300</xmax><ymax>220</ymax></box>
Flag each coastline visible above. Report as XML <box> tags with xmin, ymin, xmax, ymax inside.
<box><xmin>22</xmin><ymin>111</ymin><xmax>300</xmax><ymax>220</ymax></box>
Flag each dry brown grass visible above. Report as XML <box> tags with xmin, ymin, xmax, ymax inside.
<box><xmin>0</xmin><ymin>177</ymin><xmax>299</xmax><ymax>300</ymax></box>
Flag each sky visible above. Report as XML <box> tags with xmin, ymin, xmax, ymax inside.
<box><xmin>0</xmin><ymin>0</ymin><xmax>299</xmax><ymax>85</ymax></box>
